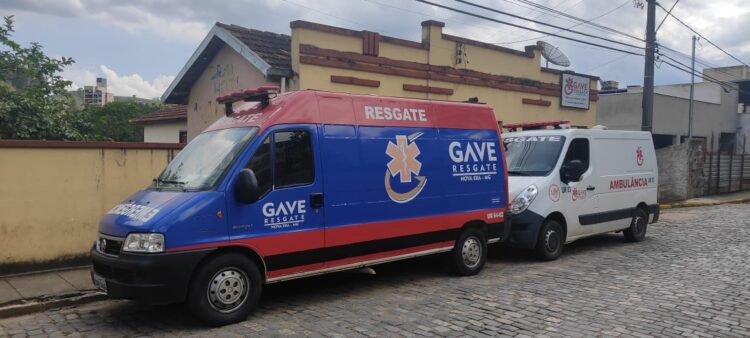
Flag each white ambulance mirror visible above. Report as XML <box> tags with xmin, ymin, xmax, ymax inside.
<box><xmin>560</xmin><ymin>160</ymin><xmax>585</xmax><ymax>184</ymax></box>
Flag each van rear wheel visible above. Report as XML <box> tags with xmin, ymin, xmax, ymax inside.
<box><xmin>535</xmin><ymin>220</ymin><xmax>564</xmax><ymax>261</ymax></box>
<box><xmin>451</xmin><ymin>227</ymin><xmax>487</xmax><ymax>276</ymax></box>
<box><xmin>187</xmin><ymin>253</ymin><xmax>262</xmax><ymax>326</ymax></box>
<box><xmin>624</xmin><ymin>208</ymin><xmax>648</xmax><ymax>242</ymax></box>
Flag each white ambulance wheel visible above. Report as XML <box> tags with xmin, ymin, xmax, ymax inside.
<box><xmin>187</xmin><ymin>253</ymin><xmax>262</xmax><ymax>326</ymax></box>
<box><xmin>624</xmin><ymin>208</ymin><xmax>648</xmax><ymax>242</ymax></box>
<box><xmin>451</xmin><ymin>227</ymin><xmax>487</xmax><ymax>276</ymax></box>
<box><xmin>535</xmin><ymin>220</ymin><xmax>564</xmax><ymax>261</ymax></box>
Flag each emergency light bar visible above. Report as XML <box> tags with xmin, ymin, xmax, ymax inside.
<box><xmin>217</xmin><ymin>86</ymin><xmax>280</xmax><ymax>116</ymax></box>
<box><xmin>503</xmin><ymin>120</ymin><xmax>570</xmax><ymax>130</ymax></box>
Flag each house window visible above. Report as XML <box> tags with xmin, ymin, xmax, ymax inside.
<box><xmin>179</xmin><ymin>131</ymin><xmax>187</xmax><ymax>143</ymax></box>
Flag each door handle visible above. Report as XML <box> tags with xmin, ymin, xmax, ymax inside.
<box><xmin>310</xmin><ymin>193</ymin><xmax>324</xmax><ymax>209</ymax></box>
<box><xmin>586</xmin><ymin>185</ymin><xmax>596</xmax><ymax>191</ymax></box>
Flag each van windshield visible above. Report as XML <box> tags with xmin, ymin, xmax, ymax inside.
<box><xmin>152</xmin><ymin>127</ymin><xmax>258</xmax><ymax>190</ymax></box>
<box><xmin>504</xmin><ymin>135</ymin><xmax>566</xmax><ymax>176</ymax></box>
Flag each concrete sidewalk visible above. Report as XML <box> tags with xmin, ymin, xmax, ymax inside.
<box><xmin>661</xmin><ymin>189</ymin><xmax>750</xmax><ymax>209</ymax></box>
<box><xmin>0</xmin><ymin>267</ymin><xmax>104</xmax><ymax>318</ymax></box>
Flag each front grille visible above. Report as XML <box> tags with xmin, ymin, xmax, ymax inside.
<box><xmin>97</xmin><ymin>234</ymin><xmax>124</xmax><ymax>256</ymax></box>
<box><xmin>103</xmin><ymin>239</ymin><xmax>123</xmax><ymax>255</ymax></box>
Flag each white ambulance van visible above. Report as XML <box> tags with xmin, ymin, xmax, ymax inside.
<box><xmin>502</xmin><ymin>128</ymin><xmax>658</xmax><ymax>260</ymax></box>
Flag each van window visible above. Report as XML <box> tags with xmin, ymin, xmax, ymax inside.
<box><xmin>504</xmin><ymin>135</ymin><xmax>566</xmax><ymax>176</ymax></box>
<box><xmin>274</xmin><ymin>130</ymin><xmax>314</xmax><ymax>187</ymax></box>
<box><xmin>154</xmin><ymin>127</ymin><xmax>258</xmax><ymax>190</ymax></box>
<box><xmin>247</xmin><ymin>136</ymin><xmax>272</xmax><ymax>197</ymax></box>
<box><xmin>562</xmin><ymin>138</ymin><xmax>590</xmax><ymax>170</ymax></box>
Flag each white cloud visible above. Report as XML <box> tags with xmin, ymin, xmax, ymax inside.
<box><xmin>5</xmin><ymin>0</ymin><xmax>750</xmax><ymax>87</ymax></box>
<box><xmin>63</xmin><ymin>65</ymin><xmax>174</xmax><ymax>99</ymax></box>
<box><xmin>61</xmin><ymin>66</ymin><xmax>96</xmax><ymax>91</ymax></box>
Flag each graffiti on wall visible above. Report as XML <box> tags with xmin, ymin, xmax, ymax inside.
<box><xmin>211</xmin><ymin>63</ymin><xmax>235</xmax><ymax>95</ymax></box>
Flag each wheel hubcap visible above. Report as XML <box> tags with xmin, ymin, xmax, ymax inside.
<box><xmin>207</xmin><ymin>268</ymin><xmax>249</xmax><ymax>313</ymax></box>
<box><xmin>462</xmin><ymin>237</ymin><xmax>482</xmax><ymax>269</ymax></box>
<box><xmin>545</xmin><ymin>230</ymin><xmax>560</xmax><ymax>252</ymax></box>
<box><xmin>634</xmin><ymin>216</ymin><xmax>644</xmax><ymax>234</ymax></box>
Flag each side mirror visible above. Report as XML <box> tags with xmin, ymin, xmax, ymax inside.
<box><xmin>560</xmin><ymin>160</ymin><xmax>585</xmax><ymax>184</ymax></box>
<box><xmin>235</xmin><ymin>168</ymin><xmax>261</xmax><ymax>204</ymax></box>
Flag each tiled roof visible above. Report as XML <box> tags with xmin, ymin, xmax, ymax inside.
<box><xmin>216</xmin><ymin>23</ymin><xmax>291</xmax><ymax>69</ymax></box>
<box><xmin>130</xmin><ymin>105</ymin><xmax>187</xmax><ymax>124</ymax></box>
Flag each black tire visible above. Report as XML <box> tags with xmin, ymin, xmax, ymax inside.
<box><xmin>451</xmin><ymin>227</ymin><xmax>487</xmax><ymax>276</ymax></box>
<box><xmin>624</xmin><ymin>208</ymin><xmax>648</xmax><ymax>242</ymax></box>
<box><xmin>535</xmin><ymin>219</ymin><xmax>564</xmax><ymax>261</ymax></box>
<box><xmin>187</xmin><ymin>253</ymin><xmax>262</xmax><ymax>326</ymax></box>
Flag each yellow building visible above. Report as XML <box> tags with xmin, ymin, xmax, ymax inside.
<box><xmin>162</xmin><ymin>20</ymin><xmax>599</xmax><ymax>140</ymax></box>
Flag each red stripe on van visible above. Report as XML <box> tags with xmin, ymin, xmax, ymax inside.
<box><xmin>167</xmin><ymin>208</ymin><xmax>504</xmax><ymax>256</ymax></box>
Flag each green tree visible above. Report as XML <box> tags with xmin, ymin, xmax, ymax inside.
<box><xmin>74</xmin><ymin>101</ymin><xmax>163</xmax><ymax>142</ymax></box>
<box><xmin>0</xmin><ymin>15</ymin><xmax>76</xmax><ymax>140</ymax></box>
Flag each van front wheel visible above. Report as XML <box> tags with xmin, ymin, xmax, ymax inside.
<box><xmin>623</xmin><ymin>208</ymin><xmax>648</xmax><ymax>242</ymax></box>
<box><xmin>535</xmin><ymin>220</ymin><xmax>564</xmax><ymax>261</ymax></box>
<box><xmin>187</xmin><ymin>253</ymin><xmax>262</xmax><ymax>326</ymax></box>
<box><xmin>451</xmin><ymin>227</ymin><xmax>487</xmax><ymax>276</ymax></box>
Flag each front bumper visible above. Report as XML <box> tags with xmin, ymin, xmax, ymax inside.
<box><xmin>91</xmin><ymin>246</ymin><xmax>214</xmax><ymax>305</ymax></box>
<box><xmin>504</xmin><ymin>210</ymin><xmax>546</xmax><ymax>249</ymax></box>
<box><xmin>488</xmin><ymin>219</ymin><xmax>512</xmax><ymax>243</ymax></box>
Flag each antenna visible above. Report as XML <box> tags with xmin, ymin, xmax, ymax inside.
<box><xmin>539</xmin><ymin>41</ymin><xmax>571</xmax><ymax>68</ymax></box>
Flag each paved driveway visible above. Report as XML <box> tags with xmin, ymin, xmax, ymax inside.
<box><xmin>1</xmin><ymin>204</ymin><xmax>749</xmax><ymax>337</ymax></box>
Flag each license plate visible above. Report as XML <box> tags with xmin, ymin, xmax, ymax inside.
<box><xmin>92</xmin><ymin>272</ymin><xmax>108</xmax><ymax>293</ymax></box>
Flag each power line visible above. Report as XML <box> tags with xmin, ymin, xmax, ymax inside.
<box><xmin>658</xmin><ymin>44</ymin><xmax>748</xmax><ymax>83</ymax></box>
<box><xmin>455</xmin><ymin>0</ymin><xmax>643</xmax><ymax>50</ymax></box>
<box><xmin>661</xmin><ymin>60</ymin><xmax>750</xmax><ymax>98</ymax></box>
<box><xmin>496</xmin><ymin>0</ymin><xmax>582</xmax><ymax>38</ymax></box>
<box><xmin>494</xmin><ymin>0</ymin><xmax>632</xmax><ymax>45</ymax></box>
<box><xmin>656</xmin><ymin>2</ymin><xmax>748</xmax><ymax>67</ymax></box>
<box><xmin>584</xmin><ymin>54</ymin><xmax>633</xmax><ymax>73</ymax></box>
<box><xmin>658</xmin><ymin>53</ymin><xmax>748</xmax><ymax>94</ymax></box>
<box><xmin>415</xmin><ymin>0</ymin><xmax>645</xmax><ymax>56</ymax></box>
<box><xmin>656</xmin><ymin>0</ymin><xmax>679</xmax><ymax>32</ymax></box>
<box><xmin>508</xmin><ymin>0</ymin><xmax>645</xmax><ymax>42</ymax></box>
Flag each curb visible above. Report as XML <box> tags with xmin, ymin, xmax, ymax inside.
<box><xmin>0</xmin><ymin>291</ymin><xmax>106</xmax><ymax>319</ymax></box>
<box><xmin>659</xmin><ymin>197</ymin><xmax>750</xmax><ymax>210</ymax></box>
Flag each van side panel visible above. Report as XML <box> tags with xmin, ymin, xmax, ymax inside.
<box><xmin>588</xmin><ymin>134</ymin><xmax>658</xmax><ymax>231</ymax></box>
<box><xmin>321</xmin><ymin>125</ymin><xmax>505</xmax><ymax>241</ymax></box>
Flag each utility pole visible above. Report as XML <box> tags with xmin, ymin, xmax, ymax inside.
<box><xmin>641</xmin><ymin>0</ymin><xmax>656</xmax><ymax>132</ymax></box>
<box><xmin>688</xmin><ymin>35</ymin><xmax>697</xmax><ymax>140</ymax></box>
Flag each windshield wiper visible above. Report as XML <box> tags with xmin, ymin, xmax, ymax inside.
<box><xmin>507</xmin><ymin>170</ymin><xmax>531</xmax><ymax>176</ymax></box>
<box><xmin>154</xmin><ymin>178</ymin><xmax>186</xmax><ymax>186</ymax></box>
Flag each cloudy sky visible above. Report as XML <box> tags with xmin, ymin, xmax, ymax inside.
<box><xmin>2</xmin><ymin>0</ymin><xmax>748</xmax><ymax>99</ymax></box>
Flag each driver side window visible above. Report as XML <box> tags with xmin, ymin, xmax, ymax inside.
<box><xmin>247</xmin><ymin>136</ymin><xmax>272</xmax><ymax>198</ymax></box>
<box><xmin>244</xmin><ymin>130</ymin><xmax>314</xmax><ymax>199</ymax></box>
<box><xmin>563</xmin><ymin>138</ymin><xmax>590</xmax><ymax>169</ymax></box>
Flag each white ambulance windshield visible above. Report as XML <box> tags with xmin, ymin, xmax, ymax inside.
<box><xmin>504</xmin><ymin>135</ymin><xmax>566</xmax><ymax>176</ymax></box>
<box><xmin>154</xmin><ymin>127</ymin><xmax>258</xmax><ymax>190</ymax></box>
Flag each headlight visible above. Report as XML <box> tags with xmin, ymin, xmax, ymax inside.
<box><xmin>122</xmin><ymin>233</ymin><xmax>165</xmax><ymax>253</ymax></box>
<box><xmin>509</xmin><ymin>185</ymin><xmax>538</xmax><ymax>215</ymax></box>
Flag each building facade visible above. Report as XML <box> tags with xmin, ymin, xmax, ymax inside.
<box><xmin>163</xmin><ymin>20</ymin><xmax>600</xmax><ymax>140</ymax></box>
<box><xmin>597</xmin><ymin>80</ymin><xmax>740</xmax><ymax>151</ymax></box>
<box><xmin>83</xmin><ymin>77</ymin><xmax>115</xmax><ymax>106</ymax></box>
<box><xmin>129</xmin><ymin>105</ymin><xmax>187</xmax><ymax>143</ymax></box>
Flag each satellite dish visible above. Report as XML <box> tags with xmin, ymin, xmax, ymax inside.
<box><xmin>539</xmin><ymin>41</ymin><xmax>571</xmax><ymax>68</ymax></box>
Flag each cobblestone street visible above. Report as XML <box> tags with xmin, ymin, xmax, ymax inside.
<box><xmin>1</xmin><ymin>204</ymin><xmax>749</xmax><ymax>337</ymax></box>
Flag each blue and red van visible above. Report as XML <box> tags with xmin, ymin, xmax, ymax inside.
<box><xmin>91</xmin><ymin>87</ymin><xmax>509</xmax><ymax>325</ymax></box>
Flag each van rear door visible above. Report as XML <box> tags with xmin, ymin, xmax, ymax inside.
<box><xmin>226</xmin><ymin>125</ymin><xmax>326</xmax><ymax>274</ymax></box>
